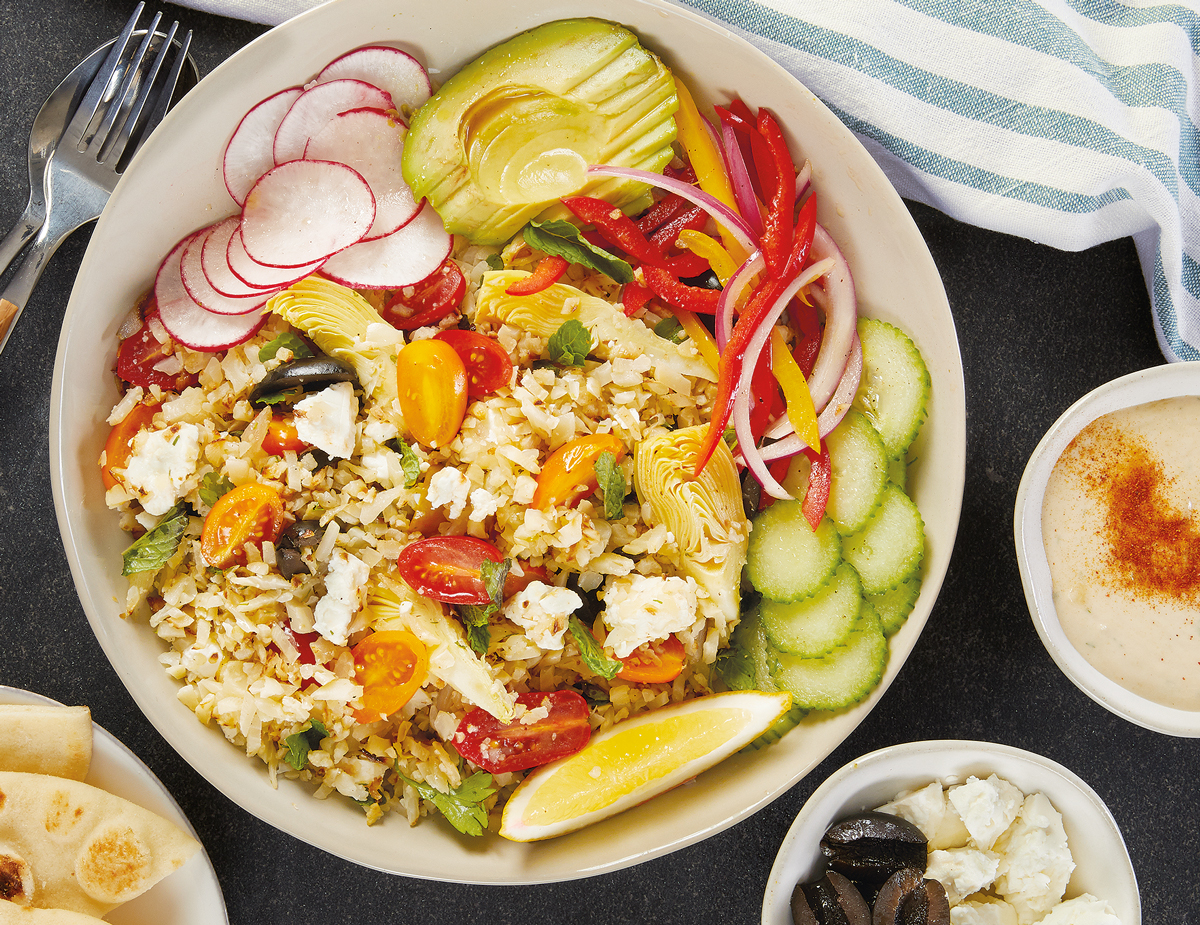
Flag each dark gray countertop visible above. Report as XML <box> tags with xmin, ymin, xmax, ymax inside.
<box><xmin>0</xmin><ymin>2</ymin><xmax>1193</xmax><ymax>923</ymax></box>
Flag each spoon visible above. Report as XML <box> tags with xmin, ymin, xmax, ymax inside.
<box><xmin>0</xmin><ymin>42</ymin><xmax>112</xmax><ymax>277</ymax></box>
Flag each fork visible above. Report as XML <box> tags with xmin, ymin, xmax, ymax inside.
<box><xmin>0</xmin><ymin>5</ymin><xmax>194</xmax><ymax>355</ymax></box>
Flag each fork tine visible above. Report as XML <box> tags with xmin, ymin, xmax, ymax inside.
<box><xmin>99</xmin><ymin>19</ymin><xmax>178</xmax><ymax>166</ymax></box>
<box><xmin>87</xmin><ymin>11</ymin><xmax>162</xmax><ymax>158</ymax></box>
<box><xmin>140</xmin><ymin>28</ymin><xmax>193</xmax><ymax>142</ymax></box>
<box><xmin>60</xmin><ymin>3</ymin><xmax>146</xmax><ymax>151</ymax></box>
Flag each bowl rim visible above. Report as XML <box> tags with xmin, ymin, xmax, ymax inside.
<box><xmin>1013</xmin><ymin>360</ymin><xmax>1200</xmax><ymax>737</ymax></box>
<box><xmin>760</xmin><ymin>738</ymin><xmax>1140</xmax><ymax>925</ymax></box>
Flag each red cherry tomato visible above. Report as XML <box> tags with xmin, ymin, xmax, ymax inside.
<box><xmin>395</xmin><ymin>536</ymin><xmax>504</xmax><ymax>605</ymax></box>
<box><xmin>453</xmin><ymin>690</ymin><xmax>591</xmax><ymax>773</ymax></box>
<box><xmin>616</xmin><ymin>634</ymin><xmax>686</xmax><ymax>683</ymax></box>
<box><xmin>381</xmin><ymin>259</ymin><xmax>466</xmax><ymax>330</ymax></box>
<box><xmin>262</xmin><ymin>413</ymin><xmax>310</xmax><ymax>455</ymax></box>
<box><xmin>432</xmin><ymin>329</ymin><xmax>514</xmax><ymax>398</ymax></box>
<box><xmin>115</xmin><ymin>309</ymin><xmax>199</xmax><ymax>391</ymax></box>
<box><xmin>200</xmin><ymin>482</ymin><xmax>286</xmax><ymax>569</ymax></box>
<box><xmin>100</xmin><ymin>401</ymin><xmax>161</xmax><ymax>490</ymax></box>
<box><xmin>502</xmin><ymin>562</ymin><xmax>551</xmax><ymax>601</ymax></box>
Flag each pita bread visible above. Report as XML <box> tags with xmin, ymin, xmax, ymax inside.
<box><xmin>0</xmin><ymin>772</ymin><xmax>199</xmax><ymax>918</ymax></box>
<box><xmin>0</xmin><ymin>708</ymin><xmax>92</xmax><ymax>781</ymax></box>
<box><xmin>0</xmin><ymin>904</ymin><xmax>105</xmax><ymax>924</ymax></box>
<box><xmin>0</xmin><ymin>846</ymin><xmax>33</xmax><ymax>906</ymax></box>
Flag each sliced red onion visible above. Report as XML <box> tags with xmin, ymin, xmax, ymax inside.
<box><xmin>720</xmin><ymin>119</ymin><xmax>762</xmax><ymax>240</ymax></box>
<box><xmin>587</xmin><ymin>164</ymin><xmax>756</xmax><ymax>253</ymax></box>
<box><xmin>806</xmin><ymin>224</ymin><xmax>857</xmax><ymax>413</ymax></box>
<box><xmin>715</xmin><ymin>251</ymin><xmax>764</xmax><ymax>351</ymax></box>
<box><xmin>795</xmin><ymin>159</ymin><xmax>812</xmax><ymax>199</ymax></box>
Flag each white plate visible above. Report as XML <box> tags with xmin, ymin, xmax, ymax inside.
<box><xmin>762</xmin><ymin>740</ymin><xmax>1140</xmax><ymax>925</ymax></box>
<box><xmin>0</xmin><ymin>686</ymin><xmax>228</xmax><ymax>925</ymax></box>
<box><xmin>49</xmin><ymin>0</ymin><xmax>966</xmax><ymax>882</ymax></box>
<box><xmin>1014</xmin><ymin>361</ymin><xmax>1200</xmax><ymax>736</ymax></box>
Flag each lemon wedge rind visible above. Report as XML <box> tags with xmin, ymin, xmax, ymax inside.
<box><xmin>498</xmin><ymin>689</ymin><xmax>792</xmax><ymax>842</ymax></box>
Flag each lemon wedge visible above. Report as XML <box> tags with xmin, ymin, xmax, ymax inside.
<box><xmin>498</xmin><ymin>689</ymin><xmax>792</xmax><ymax>841</ymax></box>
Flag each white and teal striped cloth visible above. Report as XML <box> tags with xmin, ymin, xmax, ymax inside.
<box><xmin>180</xmin><ymin>0</ymin><xmax>1200</xmax><ymax>362</ymax></box>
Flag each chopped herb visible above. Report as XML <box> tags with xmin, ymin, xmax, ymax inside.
<box><xmin>594</xmin><ymin>451</ymin><xmax>626</xmax><ymax>520</ymax></box>
<box><xmin>485</xmin><ymin>253</ymin><xmax>505</xmax><ymax>271</ymax></box>
<box><xmin>386</xmin><ymin>437</ymin><xmax>422</xmax><ymax>488</ymax></box>
<box><xmin>282</xmin><ymin>718</ymin><xmax>329</xmax><ymax>771</ymax></box>
<box><xmin>458</xmin><ymin>603</ymin><xmax>494</xmax><ymax>655</ymax></box>
<box><xmin>577</xmin><ymin>682</ymin><xmax>611</xmax><ymax>708</ymax></box>
<box><xmin>654</xmin><ymin>317</ymin><xmax>687</xmax><ymax>344</ymax></box>
<box><xmin>523</xmin><ymin>219</ymin><xmax>635</xmax><ymax>284</ymax></box>
<box><xmin>714</xmin><ymin>639</ymin><xmax>756</xmax><ymax>692</ymax></box>
<box><xmin>397</xmin><ymin>768</ymin><xmax>496</xmax><ymax>837</ymax></box>
<box><xmin>568</xmin><ymin>615</ymin><xmax>622</xmax><ymax>680</ymax></box>
<box><xmin>547</xmin><ymin>319</ymin><xmax>591</xmax><ymax>368</ymax></box>
<box><xmin>253</xmin><ymin>389</ymin><xmax>297</xmax><ymax>407</ymax></box>
<box><xmin>121</xmin><ymin>503</ymin><xmax>190</xmax><ymax>576</ymax></box>
<box><xmin>480</xmin><ymin>557</ymin><xmax>511</xmax><ymax>608</ymax></box>
<box><xmin>198</xmin><ymin>471</ymin><xmax>235</xmax><ymax>508</ymax></box>
<box><xmin>259</xmin><ymin>332</ymin><xmax>313</xmax><ymax>363</ymax></box>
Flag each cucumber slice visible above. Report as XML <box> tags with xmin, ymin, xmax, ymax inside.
<box><xmin>720</xmin><ymin>606</ymin><xmax>778</xmax><ymax>693</ymax></box>
<box><xmin>761</xmin><ymin>562</ymin><xmax>863</xmax><ymax>657</ymax></box>
<box><xmin>747</xmin><ymin>502</ymin><xmax>841</xmax><ymax>602</ymax></box>
<box><xmin>842</xmin><ymin>484</ymin><xmax>925</xmax><ymax>595</ymax></box>
<box><xmin>748</xmin><ymin>703</ymin><xmax>808</xmax><ymax>751</ymax></box>
<box><xmin>887</xmin><ymin>455</ymin><xmax>907</xmax><ymax>491</ymax></box>
<box><xmin>770</xmin><ymin>601</ymin><xmax>887</xmax><ymax>711</ymax></box>
<box><xmin>825</xmin><ymin>409</ymin><xmax>889</xmax><ymax>534</ymax></box>
<box><xmin>853</xmin><ymin>318</ymin><xmax>931</xmax><ymax>459</ymax></box>
<box><xmin>869</xmin><ymin>575</ymin><xmax>922</xmax><ymax>636</ymax></box>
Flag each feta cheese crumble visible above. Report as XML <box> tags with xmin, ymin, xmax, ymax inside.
<box><xmin>503</xmin><ymin>581</ymin><xmax>582</xmax><ymax>650</ymax></box>
<box><xmin>948</xmin><ymin>774</ymin><xmax>1024</xmax><ymax>850</ymax></box>
<box><xmin>600</xmin><ymin>573</ymin><xmax>698</xmax><ymax>657</ymax></box>
<box><xmin>427</xmin><ymin>466</ymin><xmax>471</xmax><ymax>519</ymax></box>
<box><xmin>122</xmin><ymin>421</ymin><xmax>201</xmax><ymax>516</ymax></box>
<box><xmin>294</xmin><ymin>381</ymin><xmax>358</xmax><ymax>459</ymax></box>
<box><xmin>314</xmin><ymin>549</ymin><xmax>370</xmax><ymax>645</ymax></box>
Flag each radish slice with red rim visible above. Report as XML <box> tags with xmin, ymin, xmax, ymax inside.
<box><xmin>321</xmin><ymin>200</ymin><xmax>451</xmax><ymax>289</ymax></box>
<box><xmin>272</xmin><ymin>78</ymin><xmax>393</xmax><ymax>165</ymax></box>
<box><xmin>316</xmin><ymin>45</ymin><xmax>431</xmax><ymax>116</ymax></box>
<box><xmin>226</xmin><ymin>225</ymin><xmax>325</xmax><ymax>289</ymax></box>
<box><xmin>156</xmin><ymin>233</ymin><xmax>267</xmax><ymax>351</ymax></box>
<box><xmin>239</xmin><ymin>159</ymin><xmax>376</xmax><ymax>268</ymax></box>
<box><xmin>200</xmin><ymin>217</ymin><xmax>277</xmax><ymax>298</ymax></box>
<box><xmin>223</xmin><ymin>86</ymin><xmax>303</xmax><ymax>206</ymax></box>
<box><xmin>303</xmin><ymin>107</ymin><xmax>418</xmax><ymax>240</ymax></box>
<box><xmin>181</xmin><ymin>227</ymin><xmax>271</xmax><ymax>315</ymax></box>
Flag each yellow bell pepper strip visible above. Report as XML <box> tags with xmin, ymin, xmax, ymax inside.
<box><xmin>670</xmin><ymin>306</ymin><xmax>720</xmax><ymax>373</ymax></box>
<box><xmin>770</xmin><ymin>327</ymin><xmax>820</xmax><ymax>450</ymax></box>
<box><xmin>677</xmin><ymin>229</ymin><xmax>738</xmax><ymax>285</ymax></box>
<box><xmin>757</xmin><ymin>108</ymin><xmax>796</xmax><ymax>276</ymax></box>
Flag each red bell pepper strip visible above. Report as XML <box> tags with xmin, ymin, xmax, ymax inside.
<box><xmin>758</xmin><ymin>109</ymin><xmax>796</xmax><ymax>276</ymax></box>
<box><xmin>748</xmin><ymin>347</ymin><xmax>784</xmax><ymax>442</ymax></box>
<box><xmin>562</xmin><ymin>196</ymin><xmax>668</xmax><ymax>269</ymax></box>
<box><xmin>635</xmin><ymin>194</ymin><xmax>692</xmax><ymax>235</ymax></box>
<box><xmin>504</xmin><ymin>255</ymin><xmax>569</xmax><ymax>296</ymax></box>
<box><xmin>664</xmin><ymin>251</ymin><xmax>712</xmax><ymax>279</ymax></box>
<box><xmin>642</xmin><ymin>266</ymin><xmax>722</xmax><ymax>314</ymax></box>
<box><xmin>620</xmin><ymin>279</ymin><xmax>655</xmax><ymax>317</ymax></box>
<box><xmin>800</xmin><ymin>444</ymin><xmax>832</xmax><ymax>530</ymax></box>
<box><xmin>650</xmin><ymin>204</ymin><xmax>707</xmax><ymax>251</ymax></box>
<box><xmin>788</xmin><ymin>295</ymin><xmax>823</xmax><ymax>377</ymax></box>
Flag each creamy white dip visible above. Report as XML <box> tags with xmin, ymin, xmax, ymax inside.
<box><xmin>1041</xmin><ymin>396</ymin><xmax>1200</xmax><ymax>710</ymax></box>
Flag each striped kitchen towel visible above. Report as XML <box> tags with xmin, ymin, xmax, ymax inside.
<box><xmin>176</xmin><ymin>0</ymin><xmax>1200</xmax><ymax>362</ymax></box>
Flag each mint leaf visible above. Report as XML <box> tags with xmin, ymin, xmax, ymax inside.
<box><xmin>458</xmin><ymin>603</ymin><xmax>494</xmax><ymax>655</ymax></box>
<box><xmin>569</xmin><ymin>615</ymin><xmax>622</xmax><ymax>680</ymax></box>
<box><xmin>199</xmin><ymin>471</ymin><xmax>234</xmax><ymax>507</ymax></box>
<box><xmin>485</xmin><ymin>253</ymin><xmax>505</xmax><ymax>271</ymax></box>
<box><xmin>387</xmin><ymin>437</ymin><xmax>421</xmax><ymax>488</ymax></box>
<box><xmin>594</xmin><ymin>451</ymin><xmax>626</xmax><ymax>520</ymax></box>
<box><xmin>524</xmin><ymin>219</ymin><xmax>635</xmax><ymax>284</ymax></box>
<box><xmin>654</xmin><ymin>317</ymin><xmax>687</xmax><ymax>344</ymax></box>
<box><xmin>259</xmin><ymin>332</ymin><xmax>313</xmax><ymax>363</ymax></box>
<box><xmin>465</xmin><ymin>620</ymin><xmax>492</xmax><ymax>655</ymax></box>
<box><xmin>480</xmin><ymin>557</ymin><xmax>511</xmax><ymax>608</ymax></box>
<box><xmin>547</xmin><ymin>319</ymin><xmax>591</xmax><ymax>368</ymax></box>
<box><xmin>121</xmin><ymin>503</ymin><xmax>190</xmax><ymax>576</ymax></box>
<box><xmin>397</xmin><ymin>769</ymin><xmax>495</xmax><ymax>837</ymax></box>
<box><xmin>714</xmin><ymin>636</ymin><xmax>756</xmax><ymax>691</ymax></box>
<box><xmin>282</xmin><ymin>718</ymin><xmax>328</xmax><ymax>771</ymax></box>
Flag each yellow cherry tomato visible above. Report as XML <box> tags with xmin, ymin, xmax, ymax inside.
<box><xmin>352</xmin><ymin>630</ymin><xmax>429</xmax><ymax>719</ymax></box>
<box><xmin>532</xmin><ymin>433</ymin><xmax>626</xmax><ymax>510</ymax></box>
<box><xmin>396</xmin><ymin>338</ymin><xmax>468</xmax><ymax>449</ymax></box>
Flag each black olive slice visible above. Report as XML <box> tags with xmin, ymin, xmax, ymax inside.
<box><xmin>921</xmin><ymin>880</ymin><xmax>950</xmax><ymax>925</ymax></box>
<box><xmin>826</xmin><ymin>871</ymin><xmax>870</xmax><ymax>925</ymax></box>
<box><xmin>898</xmin><ymin>880</ymin><xmax>929</xmax><ymax>925</ymax></box>
<box><xmin>279</xmin><ymin>520</ymin><xmax>323</xmax><ymax>549</ymax></box>
<box><xmin>802</xmin><ymin>878</ymin><xmax>850</xmax><ymax>925</ymax></box>
<box><xmin>791</xmin><ymin>883</ymin><xmax>820</xmax><ymax>925</ymax></box>
<box><xmin>250</xmin><ymin>356</ymin><xmax>359</xmax><ymax>406</ymax></box>
<box><xmin>821</xmin><ymin>811</ymin><xmax>927</xmax><ymax>883</ymax></box>
<box><xmin>873</xmin><ymin>868</ymin><xmax>925</xmax><ymax>925</ymax></box>
<box><xmin>276</xmin><ymin>546</ymin><xmax>310</xmax><ymax>578</ymax></box>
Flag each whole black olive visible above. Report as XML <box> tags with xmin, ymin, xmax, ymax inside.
<box><xmin>276</xmin><ymin>546</ymin><xmax>310</xmax><ymax>579</ymax></box>
<box><xmin>249</xmin><ymin>356</ymin><xmax>359</xmax><ymax>406</ymax></box>
<box><xmin>279</xmin><ymin>520</ymin><xmax>323</xmax><ymax>549</ymax></box>
<box><xmin>820</xmin><ymin>812</ymin><xmax>927</xmax><ymax>884</ymax></box>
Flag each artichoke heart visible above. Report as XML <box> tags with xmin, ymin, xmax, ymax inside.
<box><xmin>268</xmin><ymin>277</ymin><xmax>402</xmax><ymax>407</ymax></box>
<box><xmin>634</xmin><ymin>425</ymin><xmax>749</xmax><ymax>632</ymax></box>
<box><xmin>474</xmin><ymin>271</ymin><xmax>715</xmax><ymax>385</ymax></box>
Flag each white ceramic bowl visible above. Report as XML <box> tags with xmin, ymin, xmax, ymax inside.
<box><xmin>762</xmin><ymin>740</ymin><xmax>1140</xmax><ymax>925</ymax></box>
<box><xmin>50</xmin><ymin>0</ymin><xmax>965</xmax><ymax>881</ymax></box>
<box><xmin>1014</xmin><ymin>362</ymin><xmax>1200</xmax><ymax>737</ymax></box>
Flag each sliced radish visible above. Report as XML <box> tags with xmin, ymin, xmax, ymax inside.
<box><xmin>316</xmin><ymin>45</ymin><xmax>431</xmax><ymax>116</ymax></box>
<box><xmin>303</xmin><ymin>107</ymin><xmax>418</xmax><ymax>240</ymax></box>
<box><xmin>181</xmin><ymin>226</ymin><xmax>271</xmax><ymax>315</ymax></box>
<box><xmin>223</xmin><ymin>87</ymin><xmax>303</xmax><ymax>206</ymax></box>
<box><xmin>156</xmin><ymin>233</ymin><xmax>267</xmax><ymax>351</ymax></box>
<box><xmin>226</xmin><ymin>225</ymin><xmax>325</xmax><ymax>290</ymax></box>
<box><xmin>202</xmin><ymin>217</ymin><xmax>272</xmax><ymax>297</ymax></box>
<box><xmin>240</xmin><ymin>159</ymin><xmax>375</xmax><ymax>268</ymax></box>
<box><xmin>272</xmin><ymin>78</ymin><xmax>393</xmax><ymax>164</ymax></box>
<box><xmin>320</xmin><ymin>200</ymin><xmax>451</xmax><ymax>289</ymax></box>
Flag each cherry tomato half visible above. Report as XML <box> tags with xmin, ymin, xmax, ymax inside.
<box><xmin>381</xmin><ymin>259</ymin><xmax>466</xmax><ymax>330</ymax></box>
<box><xmin>453</xmin><ymin>690</ymin><xmax>591</xmax><ymax>773</ymax></box>
<box><xmin>617</xmin><ymin>634</ymin><xmax>686</xmax><ymax>683</ymax></box>
<box><xmin>395</xmin><ymin>536</ymin><xmax>504</xmax><ymax>605</ymax></box>
<box><xmin>261</xmin><ymin>413</ymin><xmax>310</xmax><ymax>456</ymax></box>
<box><xmin>396</xmin><ymin>338</ymin><xmax>468</xmax><ymax>449</ymax></box>
<box><xmin>200</xmin><ymin>482</ymin><xmax>286</xmax><ymax>569</ymax></box>
<box><xmin>100</xmin><ymin>401</ymin><xmax>161</xmax><ymax>490</ymax></box>
<box><xmin>115</xmin><ymin>309</ymin><xmax>198</xmax><ymax>392</ymax></box>
<box><xmin>502</xmin><ymin>562</ymin><xmax>551</xmax><ymax>601</ymax></box>
<box><xmin>532</xmin><ymin>433</ymin><xmax>627</xmax><ymax>510</ymax></box>
<box><xmin>353</xmin><ymin>630</ymin><xmax>429</xmax><ymax>719</ymax></box>
<box><xmin>432</xmin><ymin>329</ymin><xmax>514</xmax><ymax>398</ymax></box>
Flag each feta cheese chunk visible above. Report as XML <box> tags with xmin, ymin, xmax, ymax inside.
<box><xmin>878</xmin><ymin>781</ymin><xmax>948</xmax><ymax>843</ymax></box>
<box><xmin>314</xmin><ymin>549</ymin><xmax>370</xmax><ymax>645</ymax></box>
<box><xmin>1037</xmin><ymin>895</ymin><xmax>1121</xmax><ymax>925</ymax></box>
<box><xmin>294</xmin><ymin>381</ymin><xmax>358</xmax><ymax>459</ymax></box>
<box><xmin>427</xmin><ymin>466</ymin><xmax>471</xmax><ymax>519</ymax></box>
<box><xmin>503</xmin><ymin>581</ymin><xmax>582</xmax><ymax>650</ymax></box>
<box><xmin>950</xmin><ymin>896</ymin><xmax>1019</xmax><ymax>925</ymax></box>
<box><xmin>948</xmin><ymin>774</ymin><xmax>1024</xmax><ymax>850</ymax></box>
<box><xmin>122</xmin><ymin>421</ymin><xmax>201</xmax><ymax>516</ymax></box>
<box><xmin>926</xmin><ymin>847</ymin><xmax>1000</xmax><ymax>906</ymax></box>
<box><xmin>601</xmin><ymin>574</ymin><xmax>698</xmax><ymax>657</ymax></box>
<box><xmin>993</xmin><ymin>792</ymin><xmax>1075</xmax><ymax>924</ymax></box>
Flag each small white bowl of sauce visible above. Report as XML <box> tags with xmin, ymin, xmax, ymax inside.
<box><xmin>1015</xmin><ymin>361</ymin><xmax>1200</xmax><ymax>736</ymax></box>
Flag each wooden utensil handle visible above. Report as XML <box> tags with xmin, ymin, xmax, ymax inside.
<box><xmin>0</xmin><ymin>298</ymin><xmax>18</xmax><ymax>343</ymax></box>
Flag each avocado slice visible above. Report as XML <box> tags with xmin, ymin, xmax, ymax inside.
<box><xmin>402</xmin><ymin>19</ymin><xmax>678</xmax><ymax>246</ymax></box>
